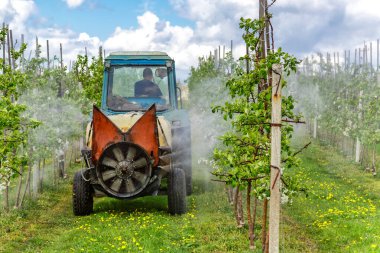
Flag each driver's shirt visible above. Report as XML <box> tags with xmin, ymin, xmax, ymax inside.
<box><xmin>134</xmin><ymin>80</ymin><xmax>163</xmax><ymax>97</ymax></box>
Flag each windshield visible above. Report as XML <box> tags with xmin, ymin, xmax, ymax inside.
<box><xmin>106</xmin><ymin>65</ymin><xmax>171</xmax><ymax>111</ymax></box>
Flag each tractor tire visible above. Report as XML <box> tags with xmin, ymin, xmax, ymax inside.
<box><xmin>73</xmin><ymin>170</ymin><xmax>93</xmax><ymax>216</ymax></box>
<box><xmin>168</xmin><ymin>168</ymin><xmax>187</xmax><ymax>215</ymax></box>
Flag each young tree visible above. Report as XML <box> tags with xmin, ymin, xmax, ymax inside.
<box><xmin>212</xmin><ymin>10</ymin><xmax>302</xmax><ymax>250</ymax></box>
<box><xmin>0</xmin><ymin>28</ymin><xmax>39</xmax><ymax>211</ymax></box>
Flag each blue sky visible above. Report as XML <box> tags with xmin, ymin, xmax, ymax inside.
<box><xmin>1</xmin><ymin>0</ymin><xmax>380</xmax><ymax>80</ymax></box>
<box><xmin>33</xmin><ymin>0</ymin><xmax>194</xmax><ymax>40</ymax></box>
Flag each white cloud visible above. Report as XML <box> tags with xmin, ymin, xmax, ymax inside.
<box><xmin>103</xmin><ymin>11</ymin><xmax>214</xmax><ymax>80</ymax></box>
<box><xmin>4</xmin><ymin>0</ymin><xmax>380</xmax><ymax>79</ymax></box>
<box><xmin>29</xmin><ymin>27</ymin><xmax>102</xmax><ymax>66</ymax></box>
<box><xmin>0</xmin><ymin>0</ymin><xmax>36</xmax><ymax>34</ymax></box>
<box><xmin>64</xmin><ymin>0</ymin><xmax>85</xmax><ymax>8</ymax></box>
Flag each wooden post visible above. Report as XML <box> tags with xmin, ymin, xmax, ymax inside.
<box><xmin>1</xmin><ymin>23</ymin><xmax>5</xmax><ymax>68</ymax></box>
<box><xmin>2</xmin><ymin>23</ymin><xmax>5</xmax><ymax>70</ymax></box>
<box><xmin>269</xmin><ymin>64</ymin><xmax>282</xmax><ymax>253</ymax></box>
<box><xmin>377</xmin><ymin>39</ymin><xmax>379</xmax><ymax>71</ymax></box>
<box><xmin>214</xmin><ymin>49</ymin><xmax>218</xmax><ymax>67</ymax></box>
<box><xmin>246</xmin><ymin>44</ymin><xmax>249</xmax><ymax>74</ymax></box>
<box><xmin>343</xmin><ymin>50</ymin><xmax>347</xmax><ymax>70</ymax></box>
<box><xmin>333</xmin><ymin>52</ymin><xmax>336</xmax><ymax>74</ymax></box>
<box><xmin>370</xmin><ymin>42</ymin><xmax>373</xmax><ymax>71</ymax></box>
<box><xmin>218</xmin><ymin>45</ymin><xmax>221</xmax><ymax>63</ymax></box>
<box><xmin>35</xmin><ymin>36</ymin><xmax>39</xmax><ymax>58</ymax></box>
<box><xmin>230</xmin><ymin>40</ymin><xmax>233</xmax><ymax>58</ymax></box>
<box><xmin>355</xmin><ymin>48</ymin><xmax>357</xmax><ymax>67</ymax></box>
<box><xmin>9</xmin><ymin>29</ymin><xmax>15</xmax><ymax>69</ymax></box>
<box><xmin>348</xmin><ymin>50</ymin><xmax>350</xmax><ymax>69</ymax></box>
<box><xmin>259</xmin><ymin>0</ymin><xmax>266</xmax><ymax>59</ymax></box>
<box><xmin>60</xmin><ymin>43</ymin><xmax>63</xmax><ymax>69</ymax></box>
<box><xmin>99</xmin><ymin>46</ymin><xmax>103</xmax><ymax>59</ymax></box>
<box><xmin>355</xmin><ymin>90</ymin><xmax>363</xmax><ymax>163</ymax></box>
<box><xmin>21</xmin><ymin>34</ymin><xmax>24</xmax><ymax>72</ymax></box>
<box><xmin>337</xmin><ymin>52</ymin><xmax>340</xmax><ymax>71</ymax></box>
<box><xmin>6</xmin><ymin>26</ymin><xmax>11</xmax><ymax>68</ymax></box>
<box><xmin>46</xmin><ymin>40</ymin><xmax>50</xmax><ymax>69</ymax></box>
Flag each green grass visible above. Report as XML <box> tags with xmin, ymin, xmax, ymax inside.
<box><xmin>284</xmin><ymin>141</ymin><xmax>380</xmax><ymax>253</ymax></box>
<box><xmin>0</xmin><ymin>165</ymin><xmax>259</xmax><ymax>253</ymax></box>
<box><xmin>1</xmin><ymin>141</ymin><xmax>380</xmax><ymax>252</ymax></box>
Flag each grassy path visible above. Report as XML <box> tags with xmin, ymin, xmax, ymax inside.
<box><xmin>1</xmin><ymin>142</ymin><xmax>379</xmax><ymax>252</ymax></box>
<box><xmin>284</xmin><ymin>142</ymin><xmax>380</xmax><ymax>252</ymax></box>
<box><xmin>0</xmin><ymin>165</ymin><xmax>257</xmax><ymax>253</ymax></box>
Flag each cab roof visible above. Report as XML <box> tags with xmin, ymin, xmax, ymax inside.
<box><xmin>105</xmin><ymin>51</ymin><xmax>173</xmax><ymax>61</ymax></box>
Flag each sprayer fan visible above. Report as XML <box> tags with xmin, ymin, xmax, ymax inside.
<box><xmin>97</xmin><ymin>142</ymin><xmax>152</xmax><ymax>198</ymax></box>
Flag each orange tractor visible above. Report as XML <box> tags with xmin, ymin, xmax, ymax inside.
<box><xmin>72</xmin><ymin>52</ymin><xmax>191</xmax><ymax>215</ymax></box>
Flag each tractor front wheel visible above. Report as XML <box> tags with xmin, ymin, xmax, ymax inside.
<box><xmin>168</xmin><ymin>168</ymin><xmax>187</xmax><ymax>215</ymax></box>
<box><xmin>73</xmin><ymin>170</ymin><xmax>93</xmax><ymax>216</ymax></box>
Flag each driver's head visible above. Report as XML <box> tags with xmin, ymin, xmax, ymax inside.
<box><xmin>143</xmin><ymin>68</ymin><xmax>153</xmax><ymax>80</ymax></box>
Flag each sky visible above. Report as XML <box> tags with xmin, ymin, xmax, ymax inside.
<box><xmin>1</xmin><ymin>0</ymin><xmax>380</xmax><ymax>80</ymax></box>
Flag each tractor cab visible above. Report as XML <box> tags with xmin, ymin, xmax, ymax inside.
<box><xmin>101</xmin><ymin>51</ymin><xmax>179</xmax><ymax>114</ymax></box>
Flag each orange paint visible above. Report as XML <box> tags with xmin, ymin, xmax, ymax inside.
<box><xmin>91</xmin><ymin>105</ymin><xmax>159</xmax><ymax>166</ymax></box>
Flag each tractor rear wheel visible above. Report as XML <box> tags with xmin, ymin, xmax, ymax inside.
<box><xmin>168</xmin><ymin>168</ymin><xmax>187</xmax><ymax>215</ymax></box>
<box><xmin>73</xmin><ymin>170</ymin><xmax>93</xmax><ymax>216</ymax></box>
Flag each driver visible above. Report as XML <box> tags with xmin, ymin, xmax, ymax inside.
<box><xmin>134</xmin><ymin>68</ymin><xmax>163</xmax><ymax>97</ymax></box>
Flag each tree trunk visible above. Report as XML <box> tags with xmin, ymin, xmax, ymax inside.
<box><xmin>247</xmin><ymin>181</ymin><xmax>254</xmax><ymax>250</ymax></box>
<box><xmin>3</xmin><ymin>178</ymin><xmax>9</xmax><ymax>212</ymax></box>
<box><xmin>39</xmin><ymin>159</ymin><xmax>45</xmax><ymax>192</ymax></box>
<box><xmin>355</xmin><ymin>137</ymin><xmax>360</xmax><ymax>163</ymax></box>
<box><xmin>237</xmin><ymin>190</ymin><xmax>244</xmax><ymax>227</ymax></box>
<box><xmin>53</xmin><ymin>153</ymin><xmax>56</xmax><ymax>186</ymax></box>
<box><xmin>262</xmin><ymin>198</ymin><xmax>268</xmax><ymax>252</ymax></box>
<box><xmin>233</xmin><ymin>187</ymin><xmax>240</xmax><ymax>227</ymax></box>
<box><xmin>252</xmin><ymin>196</ymin><xmax>257</xmax><ymax>246</ymax></box>
<box><xmin>226</xmin><ymin>185</ymin><xmax>234</xmax><ymax>205</ymax></box>
<box><xmin>32</xmin><ymin>162</ymin><xmax>39</xmax><ymax>198</ymax></box>
<box><xmin>372</xmin><ymin>144</ymin><xmax>377</xmax><ymax>176</ymax></box>
<box><xmin>58</xmin><ymin>151</ymin><xmax>65</xmax><ymax>178</ymax></box>
<box><xmin>20</xmin><ymin>160</ymin><xmax>32</xmax><ymax>208</ymax></box>
<box><xmin>15</xmin><ymin>165</ymin><xmax>24</xmax><ymax>208</ymax></box>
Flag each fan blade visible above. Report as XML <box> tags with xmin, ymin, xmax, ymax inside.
<box><xmin>110</xmin><ymin>178</ymin><xmax>123</xmax><ymax>192</ymax></box>
<box><xmin>126</xmin><ymin>146</ymin><xmax>137</xmax><ymax>161</ymax></box>
<box><xmin>102</xmin><ymin>170</ymin><xmax>117</xmax><ymax>181</ymax></box>
<box><xmin>126</xmin><ymin>179</ymin><xmax>136</xmax><ymax>192</ymax></box>
<box><xmin>132</xmin><ymin>171</ymin><xmax>146</xmax><ymax>184</ymax></box>
<box><xmin>133</xmin><ymin>157</ymin><xmax>148</xmax><ymax>169</ymax></box>
<box><xmin>102</xmin><ymin>156</ymin><xmax>118</xmax><ymax>169</ymax></box>
<box><xmin>113</xmin><ymin>147</ymin><xmax>125</xmax><ymax>162</ymax></box>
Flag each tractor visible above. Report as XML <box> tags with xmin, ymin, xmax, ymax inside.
<box><xmin>72</xmin><ymin>51</ymin><xmax>192</xmax><ymax>215</ymax></box>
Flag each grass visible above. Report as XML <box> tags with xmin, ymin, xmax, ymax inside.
<box><xmin>0</xmin><ymin>164</ymin><xmax>259</xmax><ymax>253</ymax></box>
<box><xmin>0</xmin><ymin>140</ymin><xmax>379</xmax><ymax>252</ymax></box>
<box><xmin>283</xmin><ymin>140</ymin><xmax>380</xmax><ymax>252</ymax></box>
